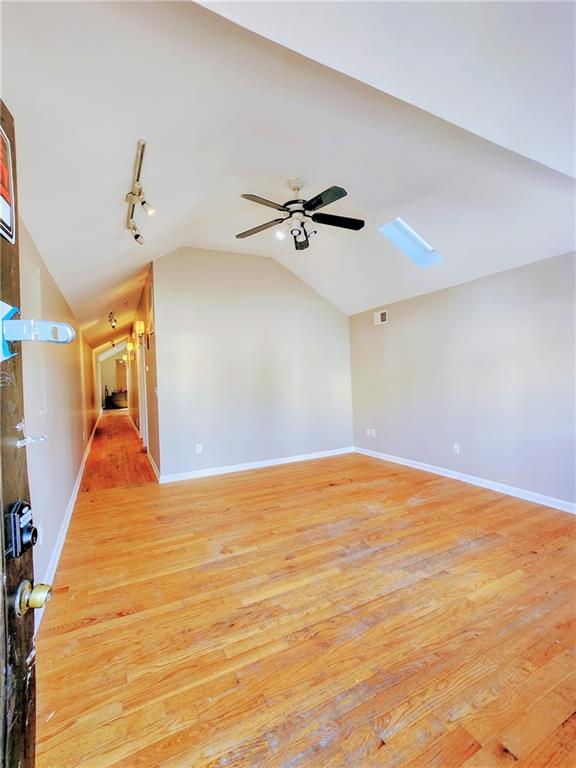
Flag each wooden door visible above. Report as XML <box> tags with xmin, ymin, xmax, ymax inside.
<box><xmin>0</xmin><ymin>100</ymin><xmax>36</xmax><ymax>767</ymax></box>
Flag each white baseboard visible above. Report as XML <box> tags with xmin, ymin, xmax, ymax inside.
<box><xmin>159</xmin><ymin>447</ymin><xmax>355</xmax><ymax>484</ymax></box>
<box><xmin>35</xmin><ymin>415</ymin><xmax>100</xmax><ymax>631</ymax></box>
<box><xmin>127</xmin><ymin>412</ymin><xmax>160</xmax><ymax>481</ymax></box>
<box><xmin>127</xmin><ymin>412</ymin><xmax>142</xmax><ymax>439</ymax></box>
<box><xmin>354</xmin><ymin>447</ymin><xmax>576</xmax><ymax>515</ymax></box>
<box><xmin>147</xmin><ymin>451</ymin><xmax>161</xmax><ymax>481</ymax></box>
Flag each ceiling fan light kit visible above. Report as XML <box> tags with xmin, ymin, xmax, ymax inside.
<box><xmin>125</xmin><ymin>139</ymin><xmax>154</xmax><ymax>245</ymax></box>
<box><xmin>236</xmin><ymin>179</ymin><xmax>365</xmax><ymax>250</ymax></box>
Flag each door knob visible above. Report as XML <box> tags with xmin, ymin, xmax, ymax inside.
<box><xmin>13</xmin><ymin>580</ymin><xmax>53</xmax><ymax>617</ymax></box>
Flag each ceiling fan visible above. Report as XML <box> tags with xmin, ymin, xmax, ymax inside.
<box><xmin>236</xmin><ymin>179</ymin><xmax>365</xmax><ymax>250</ymax></box>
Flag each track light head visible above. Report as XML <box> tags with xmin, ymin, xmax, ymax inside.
<box><xmin>141</xmin><ymin>199</ymin><xmax>155</xmax><ymax>216</ymax></box>
<box><xmin>128</xmin><ymin>220</ymin><xmax>145</xmax><ymax>245</ymax></box>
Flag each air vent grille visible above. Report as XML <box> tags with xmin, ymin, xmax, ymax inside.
<box><xmin>373</xmin><ymin>309</ymin><xmax>388</xmax><ymax>326</ymax></box>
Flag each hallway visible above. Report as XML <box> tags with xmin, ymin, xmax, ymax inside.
<box><xmin>35</xmin><ymin>418</ymin><xmax>576</xmax><ymax>767</ymax></box>
<box><xmin>80</xmin><ymin>411</ymin><xmax>156</xmax><ymax>492</ymax></box>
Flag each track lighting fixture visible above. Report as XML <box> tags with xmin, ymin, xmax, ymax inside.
<box><xmin>108</xmin><ymin>312</ymin><xmax>117</xmax><ymax>330</ymax></box>
<box><xmin>128</xmin><ymin>220</ymin><xmax>145</xmax><ymax>245</ymax></box>
<box><xmin>125</xmin><ymin>139</ymin><xmax>154</xmax><ymax>244</ymax></box>
<box><xmin>141</xmin><ymin>200</ymin><xmax>155</xmax><ymax>216</ymax></box>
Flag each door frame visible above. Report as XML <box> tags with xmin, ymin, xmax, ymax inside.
<box><xmin>97</xmin><ymin>341</ymin><xmax>127</xmax><ymax>411</ymax></box>
<box><xmin>137</xmin><ymin>341</ymin><xmax>148</xmax><ymax>448</ymax></box>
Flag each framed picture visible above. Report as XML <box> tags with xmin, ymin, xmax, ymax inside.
<box><xmin>0</xmin><ymin>124</ymin><xmax>16</xmax><ymax>244</ymax></box>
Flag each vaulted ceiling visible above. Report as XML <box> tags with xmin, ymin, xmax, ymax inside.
<box><xmin>202</xmin><ymin>1</ymin><xmax>575</xmax><ymax>177</ymax></box>
<box><xmin>2</xmin><ymin>2</ymin><xmax>574</xmax><ymax>347</ymax></box>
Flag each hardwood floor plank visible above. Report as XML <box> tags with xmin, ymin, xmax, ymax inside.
<box><xmin>499</xmin><ymin>675</ymin><xmax>576</xmax><ymax>759</ymax></box>
<box><xmin>35</xmin><ymin>412</ymin><xmax>576</xmax><ymax>767</ymax></box>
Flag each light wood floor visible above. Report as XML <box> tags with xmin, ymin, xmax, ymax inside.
<box><xmin>80</xmin><ymin>410</ymin><xmax>156</xmax><ymax>492</ymax></box>
<box><xmin>36</xmin><ymin>413</ymin><xmax>576</xmax><ymax>767</ymax></box>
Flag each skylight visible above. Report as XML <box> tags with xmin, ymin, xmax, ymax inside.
<box><xmin>379</xmin><ymin>217</ymin><xmax>442</xmax><ymax>268</ymax></box>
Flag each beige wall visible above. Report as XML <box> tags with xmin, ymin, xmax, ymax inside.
<box><xmin>20</xmin><ymin>222</ymin><xmax>96</xmax><ymax>584</ymax></box>
<box><xmin>350</xmin><ymin>253</ymin><xmax>575</xmax><ymax>503</ymax></box>
<box><xmin>145</xmin><ymin>283</ymin><xmax>161</xmax><ymax>473</ymax></box>
<box><xmin>128</xmin><ymin>266</ymin><xmax>160</xmax><ymax>471</ymax></box>
<box><xmin>80</xmin><ymin>335</ymin><xmax>97</xmax><ymax>439</ymax></box>
<box><xmin>153</xmin><ymin>248</ymin><xmax>353</xmax><ymax>477</ymax></box>
<box><xmin>128</xmin><ymin>335</ymin><xmax>140</xmax><ymax>430</ymax></box>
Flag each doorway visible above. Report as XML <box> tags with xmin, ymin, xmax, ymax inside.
<box><xmin>136</xmin><ymin>340</ymin><xmax>149</xmax><ymax>449</ymax></box>
<box><xmin>98</xmin><ymin>342</ymin><xmax>129</xmax><ymax>411</ymax></box>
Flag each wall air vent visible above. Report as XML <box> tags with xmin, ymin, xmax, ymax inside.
<box><xmin>373</xmin><ymin>309</ymin><xmax>388</xmax><ymax>326</ymax></box>
<box><xmin>379</xmin><ymin>217</ymin><xmax>442</xmax><ymax>268</ymax></box>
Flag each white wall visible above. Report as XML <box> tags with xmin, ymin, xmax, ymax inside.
<box><xmin>153</xmin><ymin>248</ymin><xmax>353</xmax><ymax>478</ymax></box>
<box><xmin>20</xmin><ymin>222</ymin><xmax>95</xmax><ymax>585</ymax></box>
<box><xmin>350</xmin><ymin>253</ymin><xmax>576</xmax><ymax>504</ymax></box>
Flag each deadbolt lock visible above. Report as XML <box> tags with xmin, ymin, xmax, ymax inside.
<box><xmin>13</xmin><ymin>580</ymin><xmax>52</xmax><ymax>617</ymax></box>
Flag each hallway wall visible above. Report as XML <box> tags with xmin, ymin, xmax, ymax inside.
<box><xmin>80</xmin><ymin>335</ymin><xmax>97</xmax><ymax>440</ymax></box>
<box><xmin>19</xmin><ymin>221</ymin><xmax>96</xmax><ymax>587</ymax></box>
<box><xmin>153</xmin><ymin>248</ymin><xmax>353</xmax><ymax>479</ymax></box>
<box><xmin>128</xmin><ymin>266</ymin><xmax>160</xmax><ymax>473</ymax></box>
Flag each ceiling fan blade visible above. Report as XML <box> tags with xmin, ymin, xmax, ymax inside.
<box><xmin>241</xmin><ymin>194</ymin><xmax>288</xmax><ymax>212</ymax></box>
<box><xmin>303</xmin><ymin>186</ymin><xmax>347</xmax><ymax>212</ymax></box>
<box><xmin>236</xmin><ymin>218</ymin><xmax>285</xmax><ymax>239</ymax></box>
<box><xmin>311</xmin><ymin>212</ymin><xmax>365</xmax><ymax>231</ymax></box>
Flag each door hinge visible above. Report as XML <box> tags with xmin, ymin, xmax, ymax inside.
<box><xmin>1</xmin><ymin>300</ymin><xmax>76</xmax><ymax>362</ymax></box>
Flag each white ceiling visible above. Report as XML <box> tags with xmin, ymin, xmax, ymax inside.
<box><xmin>2</xmin><ymin>2</ymin><xmax>574</xmax><ymax>347</ymax></box>
<box><xmin>202</xmin><ymin>1</ymin><xmax>576</xmax><ymax>177</ymax></box>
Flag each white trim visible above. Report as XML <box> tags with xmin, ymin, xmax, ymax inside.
<box><xmin>147</xmin><ymin>451</ymin><xmax>161</xmax><ymax>481</ymax></box>
<box><xmin>354</xmin><ymin>447</ymin><xmax>576</xmax><ymax>515</ymax></box>
<box><xmin>159</xmin><ymin>447</ymin><xmax>355</xmax><ymax>484</ymax></box>
<box><xmin>35</xmin><ymin>416</ymin><xmax>99</xmax><ymax>631</ymax></box>
<box><xmin>127</xmin><ymin>412</ymin><xmax>142</xmax><ymax>439</ymax></box>
<box><xmin>125</xmin><ymin>410</ymin><xmax>159</xmax><ymax>481</ymax></box>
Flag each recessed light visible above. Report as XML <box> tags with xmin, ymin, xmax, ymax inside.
<box><xmin>379</xmin><ymin>217</ymin><xmax>442</xmax><ymax>268</ymax></box>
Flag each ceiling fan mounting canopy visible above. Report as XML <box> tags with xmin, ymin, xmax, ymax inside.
<box><xmin>236</xmin><ymin>180</ymin><xmax>365</xmax><ymax>250</ymax></box>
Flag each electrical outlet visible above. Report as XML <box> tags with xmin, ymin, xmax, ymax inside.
<box><xmin>370</xmin><ymin>428</ymin><xmax>376</xmax><ymax>438</ymax></box>
<box><xmin>195</xmin><ymin>443</ymin><xmax>203</xmax><ymax>455</ymax></box>
<box><xmin>452</xmin><ymin>442</ymin><xmax>461</xmax><ymax>454</ymax></box>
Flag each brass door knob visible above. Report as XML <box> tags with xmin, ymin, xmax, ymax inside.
<box><xmin>13</xmin><ymin>580</ymin><xmax>53</xmax><ymax>617</ymax></box>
